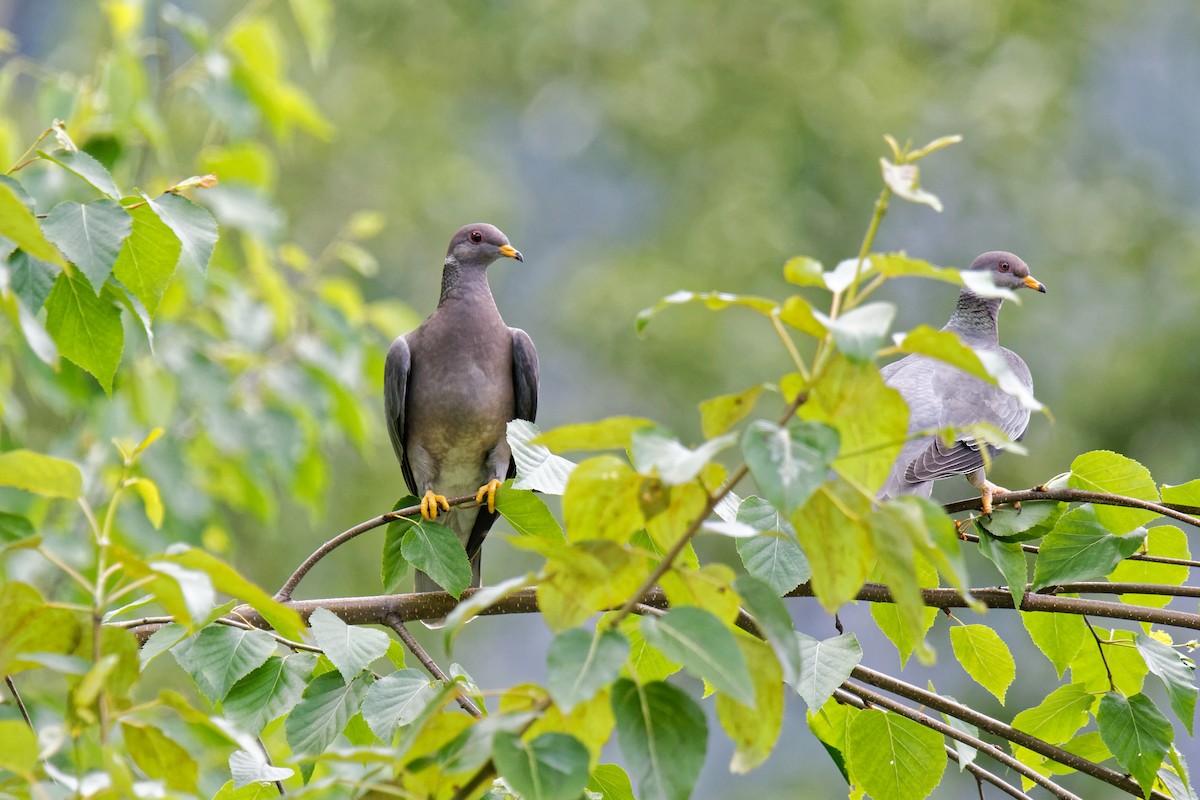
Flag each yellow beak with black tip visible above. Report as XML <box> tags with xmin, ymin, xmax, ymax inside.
<box><xmin>1023</xmin><ymin>275</ymin><xmax>1046</xmax><ymax>293</ymax></box>
<box><xmin>499</xmin><ymin>244</ymin><xmax>524</xmax><ymax>262</ymax></box>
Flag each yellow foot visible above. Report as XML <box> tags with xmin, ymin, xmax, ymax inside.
<box><xmin>421</xmin><ymin>490</ymin><xmax>450</xmax><ymax>520</ymax></box>
<box><xmin>476</xmin><ymin>479</ymin><xmax>503</xmax><ymax>513</ymax></box>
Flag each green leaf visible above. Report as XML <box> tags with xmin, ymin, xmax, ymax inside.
<box><xmin>224</xmin><ymin>653</ymin><xmax>315</xmax><ymax>736</ymax></box>
<box><xmin>798</xmin><ymin>353</ymin><xmax>908</xmax><ymax>491</ymax></box>
<box><xmin>173</xmin><ymin>625</ymin><xmax>277</xmax><ymax>703</ymax></box>
<box><xmin>950</xmin><ymin>624</ymin><xmax>1015</xmax><ymax>703</ymax></box>
<box><xmin>807</xmin><ymin>698</ymin><xmax>854</xmax><ymax>783</ymax></box>
<box><xmin>1162</xmin><ymin>746</ymin><xmax>1199</xmax><ymax>800</ymax></box>
<box><xmin>0</xmin><ymin>511</ymin><xmax>36</xmax><ymax>551</ymax></box>
<box><xmin>399</xmin><ymin>517</ymin><xmax>473</xmax><ymax>598</ymax></box>
<box><xmin>145</xmin><ymin>192</ymin><xmax>218</xmax><ymax>273</ymax></box>
<box><xmin>0</xmin><ymin>179</ymin><xmax>67</xmax><ymax>266</ymax></box>
<box><xmin>38</xmin><ymin>148</ymin><xmax>121</xmax><ymax>198</ymax></box>
<box><xmin>631</xmin><ymin>427</ymin><xmax>736</xmax><ymax>485</ymax></box>
<box><xmin>792</xmin><ymin>478</ymin><xmax>872</xmax><ymax>613</ymax></box>
<box><xmin>1021</xmin><ymin>611</ymin><xmax>1085</xmax><ymax>678</ymax></box>
<box><xmin>735</xmin><ymin>574</ymin><xmax>801</xmax><ymax>686</ymax></box>
<box><xmin>1097</xmin><ymin>692</ymin><xmax>1173</xmax><ymax>798</ymax></box>
<box><xmin>880</xmin><ymin>158</ymin><xmax>944</xmax><ymax>211</ymax></box>
<box><xmin>640</xmin><ymin>606</ymin><xmax>754</xmax><ymax>706</ymax></box>
<box><xmin>734</xmin><ymin>496</ymin><xmax>809</xmax><ymax>594</ymax></box>
<box><xmin>795</xmin><ymin>631</ymin><xmax>862</xmax><ymax>710</ymax></box>
<box><xmin>0</xmin><ymin>720</ymin><xmax>37</xmax><ymax>775</ymax></box>
<box><xmin>285</xmin><ymin>671</ymin><xmax>370</xmax><ymax>756</ymax></box>
<box><xmin>166</xmin><ymin>548</ymin><xmax>306</xmax><ymax>641</ymax></box>
<box><xmin>0</xmin><ymin>448</ymin><xmax>82</xmax><ymax>498</ymax></box>
<box><xmin>1136</xmin><ymin>634</ymin><xmax>1197</xmax><ymax>735</ymax></box>
<box><xmin>1010</xmin><ymin>683</ymin><xmax>1093</xmax><ymax>749</ymax></box>
<box><xmin>636</xmin><ymin>289</ymin><xmax>777</xmax><ymax>334</ymax></box>
<box><xmin>44</xmin><ymin>269</ymin><xmax>123</xmax><ymax>393</ymax></box>
<box><xmin>816</xmin><ymin>301</ymin><xmax>896</xmax><ymax>362</ymax></box>
<box><xmin>495</xmin><ymin>482</ymin><xmax>563</xmax><ymax>538</ymax></box>
<box><xmin>112</xmin><ymin>200</ymin><xmax>182</xmax><ymax>315</ymax></box>
<box><xmin>1069</xmin><ymin>451</ymin><xmax>1159</xmax><ymax>534</ymax></box>
<box><xmin>382</xmin><ymin>495</ymin><xmax>420</xmax><ymax>592</ymax></box>
<box><xmin>1109</xmin><ymin>525</ymin><xmax>1190</xmax><ymax>608</ymax></box>
<box><xmin>699</xmin><ymin>384</ymin><xmax>765</xmax><ymax>438</ymax></box>
<box><xmin>846</xmin><ymin>707</ymin><xmax>946</xmax><ymax>800</ymax></box>
<box><xmin>546</xmin><ymin>627</ymin><xmax>630</xmax><ymax>713</ymax></box>
<box><xmin>361</xmin><ymin>668</ymin><xmax>437</xmax><ymax>740</ymax></box>
<box><xmin>288</xmin><ymin>0</ymin><xmax>334</xmax><ymax>68</ymax></box>
<box><xmin>890</xmin><ymin>325</ymin><xmax>994</xmax><ymax>383</ymax></box>
<box><xmin>1032</xmin><ymin>506</ymin><xmax>1146</xmax><ymax>589</ymax></box>
<box><xmin>442</xmin><ymin>573</ymin><xmax>537</xmax><ymax>649</ymax></box>
<box><xmin>872</xmin><ymin>252</ymin><xmax>962</xmax><ymax>284</ymax></box>
<box><xmin>1071</xmin><ymin>626</ymin><xmax>1148</xmax><ymax>696</ymax></box>
<box><xmin>121</xmin><ymin>722</ymin><xmax>198</xmax><ymax>792</ymax></box>
<box><xmin>586</xmin><ymin>764</ymin><xmax>636</xmax><ymax>800</ymax></box>
<box><xmin>867</xmin><ymin>500</ymin><xmax>937</xmax><ymax>662</ymax></box>
<box><xmin>976</xmin><ymin>530</ymin><xmax>1028</xmax><ymax>608</ymax></box>
<box><xmin>308</xmin><ymin>607</ymin><xmax>389</xmax><ymax>682</ymax></box>
<box><xmin>493</xmin><ymin>732</ymin><xmax>591</xmax><ymax>800</ymax></box>
<box><xmin>562</xmin><ymin>455</ymin><xmax>645</xmax><ymax>543</ymax></box>
<box><xmin>778</xmin><ymin>294</ymin><xmax>826</xmax><ymax>337</ymax></box>
<box><xmin>741</xmin><ymin>419</ymin><xmax>838</xmax><ymax>514</ymax></box>
<box><xmin>1161</xmin><ymin>479</ymin><xmax>1200</xmax><ymax>507</ymax></box>
<box><xmin>8</xmin><ymin>250</ymin><xmax>59</xmax><ymax>311</ymax></box>
<box><xmin>611</xmin><ymin>679</ymin><xmax>707</xmax><ymax>800</ymax></box>
<box><xmin>41</xmin><ymin>199</ymin><xmax>131</xmax><ymax>291</ymax></box>
<box><xmin>872</xmin><ymin>601</ymin><xmax>937</xmax><ymax>670</ymax></box>
<box><xmin>533</xmin><ymin>416</ymin><xmax>656</xmax><ymax>451</ymax></box>
<box><xmin>976</xmin><ymin>499</ymin><xmax>1065</xmax><ymax>540</ymax></box>
<box><xmin>508</xmin><ymin>420</ymin><xmax>578</xmax><ymax>495</ymax></box>
<box><xmin>783</xmin><ymin>255</ymin><xmax>825</xmax><ymax>286</ymax></box>
<box><xmin>612</xmin><ymin>614</ymin><xmax>680</xmax><ymax>683</ymax></box>
<box><xmin>129</xmin><ymin>477</ymin><xmax>163</xmax><ymax>528</ymax></box>
<box><xmin>229</xmin><ymin>749</ymin><xmax>294</xmax><ymax>788</ymax></box>
<box><xmin>715</xmin><ymin>636</ymin><xmax>784</xmax><ymax>773</ymax></box>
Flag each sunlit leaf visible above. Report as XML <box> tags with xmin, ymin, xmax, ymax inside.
<box><xmin>112</xmin><ymin>199</ymin><xmax>182</xmax><ymax>315</ymax></box>
<box><xmin>44</xmin><ymin>269</ymin><xmax>123</xmax><ymax>393</ymax></box>
<box><xmin>846</xmin><ymin>707</ymin><xmax>946</xmax><ymax>800</ymax></box>
<box><xmin>0</xmin><ymin>179</ymin><xmax>67</xmax><ymax>267</ymax></box>
<box><xmin>715</xmin><ymin>636</ymin><xmax>784</xmax><ymax>773</ymax></box>
<box><xmin>495</xmin><ymin>482</ymin><xmax>563</xmax><ymax>538</ymax></box>
<box><xmin>815</xmin><ymin>301</ymin><xmax>896</xmax><ymax>363</ymax></box>
<box><xmin>229</xmin><ymin>748</ymin><xmax>294</xmax><ymax>788</ymax></box>
<box><xmin>631</xmin><ymin>427</ymin><xmax>736</xmax><ymax>485</ymax></box>
<box><xmin>950</xmin><ymin>624</ymin><xmax>1015</xmax><ymax>703</ymax></box>
<box><xmin>121</xmin><ymin>722</ymin><xmax>198</xmax><ymax>792</ymax></box>
<box><xmin>0</xmin><ymin>448</ymin><xmax>82</xmax><ymax>498</ymax></box>
<box><xmin>1021</xmin><ymin>611</ymin><xmax>1085</xmax><ymax>679</ymax></box>
<box><xmin>636</xmin><ymin>290</ymin><xmax>777</xmax><ymax>335</ymax></box>
<box><xmin>533</xmin><ymin>416</ymin><xmax>655</xmax><ymax>452</ymax></box>
<box><xmin>1068</xmin><ymin>450</ymin><xmax>1158</xmax><ymax>534</ymax></box>
<box><xmin>508</xmin><ymin>420</ymin><xmax>578</xmax><ymax>494</ymax></box>
<box><xmin>1031</xmin><ymin>506</ymin><xmax>1146</xmax><ymax>589</ymax></box>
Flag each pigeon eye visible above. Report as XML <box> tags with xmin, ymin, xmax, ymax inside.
<box><xmin>469</xmin><ymin>230</ymin><xmax>483</xmax><ymax>244</ymax></box>
<box><xmin>998</xmin><ymin>261</ymin><xmax>1010</xmax><ymax>272</ymax></box>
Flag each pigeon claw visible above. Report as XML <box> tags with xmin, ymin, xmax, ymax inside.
<box><xmin>476</xmin><ymin>479</ymin><xmax>502</xmax><ymax>513</ymax></box>
<box><xmin>421</xmin><ymin>490</ymin><xmax>450</xmax><ymax>520</ymax></box>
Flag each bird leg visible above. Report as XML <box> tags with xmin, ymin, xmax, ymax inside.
<box><xmin>420</xmin><ymin>489</ymin><xmax>450</xmax><ymax>520</ymax></box>
<box><xmin>966</xmin><ymin>472</ymin><xmax>1009</xmax><ymax>516</ymax></box>
<box><xmin>475</xmin><ymin>479</ymin><xmax>503</xmax><ymax>513</ymax></box>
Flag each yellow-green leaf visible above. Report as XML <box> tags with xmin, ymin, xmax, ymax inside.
<box><xmin>0</xmin><ymin>448</ymin><xmax>82</xmax><ymax>498</ymax></box>
<box><xmin>699</xmin><ymin>384</ymin><xmax>764</xmax><ymax>438</ymax></box>
<box><xmin>950</xmin><ymin>624</ymin><xmax>1015</xmax><ymax>703</ymax></box>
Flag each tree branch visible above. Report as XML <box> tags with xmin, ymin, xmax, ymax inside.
<box><xmin>832</xmin><ymin>686</ymin><xmax>1081</xmax><ymax>800</ymax></box>
<box><xmin>382</xmin><ymin>613</ymin><xmax>482</xmax><ymax>718</ymax></box>
<box><xmin>833</xmin><ymin>687</ymin><xmax>1035</xmax><ymax>800</ymax></box>
<box><xmin>944</xmin><ymin>487</ymin><xmax>1200</xmax><ymax>529</ymax></box>
<box><xmin>848</xmin><ymin>665</ymin><xmax>1169</xmax><ymax>799</ymax></box>
<box><xmin>274</xmin><ymin>493</ymin><xmax>482</xmax><ymax>601</ymax></box>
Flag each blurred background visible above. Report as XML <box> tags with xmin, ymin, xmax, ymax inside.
<box><xmin>3</xmin><ymin>1</ymin><xmax>1198</xmax><ymax>796</ymax></box>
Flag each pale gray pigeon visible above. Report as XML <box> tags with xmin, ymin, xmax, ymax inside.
<box><xmin>384</xmin><ymin>224</ymin><xmax>538</xmax><ymax>596</ymax></box>
<box><xmin>879</xmin><ymin>251</ymin><xmax>1045</xmax><ymax>513</ymax></box>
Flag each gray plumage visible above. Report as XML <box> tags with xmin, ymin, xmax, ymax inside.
<box><xmin>879</xmin><ymin>251</ymin><xmax>1045</xmax><ymax>509</ymax></box>
<box><xmin>384</xmin><ymin>224</ymin><xmax>538</xmax><ymax>598</ymax></box>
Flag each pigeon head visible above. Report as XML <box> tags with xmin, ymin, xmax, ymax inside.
<box><xmin>968</xmin><ymin>251</ymin><xmax>1046</xmax><ymax>294</ymax></box>
<box><xmin>446</xmin><ymin>223</ymin><xmax>523</xmax><ymax>268</ymax></box>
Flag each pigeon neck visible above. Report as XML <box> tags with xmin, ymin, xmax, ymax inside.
<box><xmin>944</xmin><ymin>290</ymin><xmax>1002</xmax><ymax>342</ymax></box>
<box><xmin>438</xmin><ymin>256</ymin><xmax>493</xmax><ymax>307</ymax></box>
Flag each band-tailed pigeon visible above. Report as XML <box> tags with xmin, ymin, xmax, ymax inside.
<box><xmin>879</xmin><ymin>251</ymin><xmax>1045</xmax><ymax>513</ymax></box>
<box><xmin>384</xmin><ymin>223</ymin><xmax>538</xmax><ymax>596</ymax></box>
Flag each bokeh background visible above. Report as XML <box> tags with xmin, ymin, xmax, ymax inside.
<box><xmin>4</xmin><ymin>1</ymin><xmax>1199</xmax><ymax>796</ymax></box>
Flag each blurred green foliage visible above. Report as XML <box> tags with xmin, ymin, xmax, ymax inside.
<box><xmin>2</xmin><ymin>1</ymin><xmax>1200</xmax><ymax>798</ymax></box>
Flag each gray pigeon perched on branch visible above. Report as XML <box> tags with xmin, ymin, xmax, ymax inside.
<box><xmin>879</xmin><ymin>251</ymin><xmax>1045</xmax><ymax>514</ymax></box>
<box><xmin>384</xmin><ymin>223</ymin><xmax>538</xmax><ymax>595</ymax></box>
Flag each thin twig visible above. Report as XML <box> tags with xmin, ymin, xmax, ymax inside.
<box><xmin>383</xmin><ymin>614</ymin><xmax>481</xmax><ymax>719</ymax></box>
<box><xmin>834</xmin><ymin>685</ymin><xmax>1083</xmax><ymax>800</ymax></box>
<box><xmin>607</xmin><ymin>392</ymin><xmax>808</xmax><ymax>627</ymax></box>
<box><xmin>834</xmin><ymin>688</ymin><xmax>1034</xmax><ymax>800</ymax></box>
<box><xmin>5</xmin><ymin>676</ymin><xmax>33</xmax><ymax>729</ymax></box>
<box><xmin>944</xmin><ymin>487</ymin><xmax>1200</xmax><ymax>529</ymax></box>
<box><xmin>960</xmin><ymin>529</ymin><xmax>1200</xmax><ymax>569</ymax></box>
<box><xmin>275</xmin><ymin>494</ymin><xmax>480</xmax><ymax>601</ymax></box>
<box><xmin>1083</xmin><ymin>616</ymin><xmax>1116</xmax><ymax>693</ymax></box>
<box><xmin>849</xmin><ymin>665</ymin><xmax>1170</xmax><ymax>800</ymax></box>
